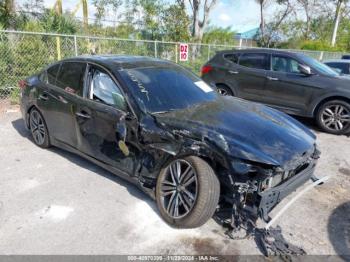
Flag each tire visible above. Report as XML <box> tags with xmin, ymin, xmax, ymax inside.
<box><xmin>156</xmin><ymin>156</ymin><xmax>220</xmax><ymax>228</ymax></box>
<box><xmin>316</xmin><ymin>100</ymin><xmax>350</xmax><ymax>135</ymax></box>
<box><xmin>29</xmin><ymin>108</ymin><xmax>50</xmax><ymax>148</ymax></box>
<box><xmin>216</xmin><ymin>84</ymin><xmax>233</xmax><ymax>96</ymax></box>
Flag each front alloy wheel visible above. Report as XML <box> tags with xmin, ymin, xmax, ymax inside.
<box><xmin>30</xmin><ymin>108</ymin><xmax>50</xmax><ymax>148</ymax></box>
<box><xmin>160</xmin><ymin>159</ymin><xmax>198</xmax><ymax>219</ymax></box>
<box><xmin>156</xmin><ymin>156</ymin><xmax>220</xmax><ymax>228</ymax></box>
<box><xmin>317</xmin><ymin>100</ymin><xmax>350</xmax><ymax>135</ymax></box>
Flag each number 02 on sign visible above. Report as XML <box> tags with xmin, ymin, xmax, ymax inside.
<box><xmin>179</xmin><ymin>43</ymin><xmax>189</xmax><ymax>61</ymax></box>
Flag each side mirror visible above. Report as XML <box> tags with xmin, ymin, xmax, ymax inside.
<box><xmin>298</xmin><ymin>64</ymin><xmax>312</xmax><ymax>75</ymax></box>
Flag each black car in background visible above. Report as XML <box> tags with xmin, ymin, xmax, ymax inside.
<box><xmin>201</xmin><ymin>49</ymin><xmax>350</xmax><ymax>135</ymax></box>
<box><xmin>20</xmin><ymin>56</ymin><xmax>319</xmax><ymax>228</ymax></box>
<box><xmin>324</xmin><ymin>59</ymin><xmax>350</xmax><ymax>75</ymax></box>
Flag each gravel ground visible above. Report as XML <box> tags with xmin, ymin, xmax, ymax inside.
<box><xmin>0</xmin><ymin>109</ymin><xmax>349</xmax><ymax>257</ymax></box>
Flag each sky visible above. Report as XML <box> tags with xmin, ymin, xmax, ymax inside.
<box><xmin>21</xmin><ymin>0</ymin><xmax>279</xmax><ymax>33</ymax></box>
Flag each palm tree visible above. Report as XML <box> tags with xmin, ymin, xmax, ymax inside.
<box><xmin>82</xmin><ymin>0</ymin><xmax>88</xmax><ymax>31</ymax></box>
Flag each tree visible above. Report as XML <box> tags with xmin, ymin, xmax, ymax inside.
<box><xmin>0</xmin><ymin>0</ymin><xmax>15</xmax><ymax>28</ymax></box>
<box><xmin>180</xmin><ymin>0</ymin><xmax>218</xmax><ymax>41</ymax></box>
<box><xmin>92</xmin><ymin>0</ymin><xmax>123</xmax><ymax>26</ymax></box>
<box><xmin>255</xmin><ymin>0</ymin><xmax>268</xmax><ymax>43</ymax></box>
<box><xmin>138</xmin><ymin>0</ymin><xmax>163</xmax><ymax>40</ymax></box>
<box><xmin>255</xmin><ymin>0</ymin><xmax>294</xmax><ymax>47</ymax></box>
<box><xmin>296</xmin><ymin>0</ymin><xmax>314</xmax><ymax>39</ymax></box>
<box><xmin>331</xmin><ymin>0</ymin><xmax>348</xmax><ymax>46</ymax></box>
<box><xmin>82</xmin><ymin>0</ymin><xmax>88</xmax><ymax>31</ymax></box>
<box><xmin>162</xmin><ymin>3</ymin><xmax>191</xmax><ymax>42</ymax></box>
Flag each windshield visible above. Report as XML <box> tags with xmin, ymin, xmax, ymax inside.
<box><xmin>119</xmin><ymin>66</ymin><xmax>217</xmax><ymax>113</ymax></box>
<box><xmin>300</xmin><ymin>55</ymin><xmax>339</xmax><ymax>77</ymax></box>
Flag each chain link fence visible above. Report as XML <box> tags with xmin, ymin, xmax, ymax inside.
<box><xmin>0</xmin><ymin>30</ymin><xmax>346</xmax><ymax>107</ymax></box>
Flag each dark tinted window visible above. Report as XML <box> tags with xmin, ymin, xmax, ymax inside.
<box><xmin>89</xmin><ymin>67</ymin><xmax>126</xmax><ymax>110</ymax></box>
<box><xmin>119</xmin><ymin>66</ymin><xmax>217</xmax><ymax>113</ymax></box>
<box><xmin>272</xmin><ymin>55</ymin><xmax>302</xmax><ymax>73</ymax></box>
<box><xmin>341</xmin><ymin>55</ymin><xmax>350</xmax><ymax>59</ymax></box>
<box><xmin>56</xmin><ymin>62</ymin><xmax>87</xmax><ymax>95</ymax></box>
<box><xmin>325</xmin><ymin>62</ymin><xmax>349</xmax><ymax>74</ymax></box>
<box><xmin>239</xmin><ymin>53</ymin><xmax>269</xmax><ymax>70</ymax></box>
<box><xmin>224</xmin><ymin>53</ymin><xmax>239</xmax><ymax>63</ymax></box>
<box><xmin>47</xmin><ymin>63</ymin><xmax>60</xmax><ymax>85</ymax></box>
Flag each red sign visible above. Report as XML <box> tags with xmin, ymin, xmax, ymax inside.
<box><xmin>179</xmin><ymin>43</ymin><xmax>189</xmax><ymax>61</ymax></box>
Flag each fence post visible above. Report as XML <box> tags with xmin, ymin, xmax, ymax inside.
<box><xmin>208</xmin><ymin>44</ymin><xmax>211</xmax><ymax>60</ymax></box>
<box><xmin>74</xmin><ymin>35</ymin><xmax>78</xmax><ymax>56</ymax></box>
<box><xmin>175</xmin><ymin>43</ymin><xmax>178</xmax><ymax>63</ymax></box>
<box><xmin>319</xmin><ymin>51</ymin><xmax>324</xmax><ymax>61</ymax></box>
<box><xmin>154</xmin><ymin>41</ymin><xmax>157</xmax><ymax>58</ymax></box>
<box><xmin>56</xmin><ymin>36</ymin><xmax>61</xmax><ymax>60</ymax></box>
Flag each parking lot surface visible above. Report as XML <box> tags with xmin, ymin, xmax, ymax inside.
<box><xmin>0</xmin><ymin>108</ymin><xmax>349</xmax><ymax>256</ymax></box>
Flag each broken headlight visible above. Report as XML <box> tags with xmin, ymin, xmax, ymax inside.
<box><xmin>261</xmin><ymin>167</ymin><xmax>284</xmax><ymax>191</ymax></box>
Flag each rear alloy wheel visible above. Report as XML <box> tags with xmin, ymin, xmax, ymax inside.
<box><xmin>30</xmin><ymin>108</ymin><xmax>50</xmax><ymax>148</ymax></box>
<box><xmin>216</xmin><ymin>84</ymin><xmax>233</xmax><ymax>96</ymax></box>
<box><xmin>156</xmin><ymin>156</ymin><xmax>220</xmax><ymax>228</ymax></box>
<box><xmin>316</xmin><ymin>100</ymin><xmax>350</xmax><ymax>135</ymax></box>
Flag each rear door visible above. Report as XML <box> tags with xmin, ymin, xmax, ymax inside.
<box><xmin>231</xmin><ymin>52</ymin><xmax>270</xmax><ymax>102</ymax></box>
<box><xmin>75</xmin><ymin>64</ymin><xmax>136</xmax><ymax>176</ymax></box>
<box><xmin>37</xmin><ymin>61</ymin><xmax>87</xmax><ymax>148</ymax></box>
<box><xmin>263</xmin><ymin>54</ymin><xmax>318</xmax><ymax>115</ymax></box>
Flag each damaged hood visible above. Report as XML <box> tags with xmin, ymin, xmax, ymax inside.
<box><xmin>154</xmin><ymin>96</ymin><xmax>316</xmax><ymax>167</ymax></box>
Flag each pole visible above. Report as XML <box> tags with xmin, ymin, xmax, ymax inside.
<box><xmin>175</xmin><ymin>43</ymin><xmax>178</xmax><ymax>63</ymax></box>
<box><xmin>74</xmin><ymin>35</ymin><xmax>78</xmax><ymax>56</ymax></box>
<box><xmin>208</xmin><ymin>44</ymin><xmax>211</xmax><ymax>61</ymax></box>
<box><xmin>154</xmin><ymin>41</ymin><xmax>157</xmax><ymax>58</ymax></box>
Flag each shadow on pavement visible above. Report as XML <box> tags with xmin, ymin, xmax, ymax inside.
<box><xmin>327</xmin><ymin>201</ymin><xmax>350</xmax><ymax>260</ymax></box>
<box><xmin>11</xmin><ymin>117</ymin><xmax>160</xmax><ymax>217</ymax></box>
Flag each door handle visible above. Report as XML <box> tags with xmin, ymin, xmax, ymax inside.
<box><xmin>267</xmin><ymin>76</ymin><xmax>279</xmax><ymax>81</ymax></box>
<box><xmin>39</xmin><ymin>93</ymin><xmax>48</xmax><ymax>101</ymax></box>
<box><xmin>75</xmin><ymin>111</ymin><xmax>91</xmax><ymax>119</ymax></box>
<box><xmin>229</xmin><ymin>70</ymin><xmax>239</xmax><ymax>74</ymax></box>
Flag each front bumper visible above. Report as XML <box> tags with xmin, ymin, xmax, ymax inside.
<box><xmin>257</xmin><ymin>160</ymin><xmax>316</xmax><ymax>221</ymax></box>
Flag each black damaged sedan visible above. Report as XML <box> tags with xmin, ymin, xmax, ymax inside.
<box><xmin>20</xmin><ymin>56</ymin><xmax>320</xmax><ymax>228</ymax></box>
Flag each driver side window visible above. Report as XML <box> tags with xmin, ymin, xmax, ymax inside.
<box><xmin>89</xmin><ymin>66</ymin><xmax>127</xmax><ymax>111</ymax></box>
<box><xmin>272</xmin><ymin>55</ymin><xmax>302</xmax><ymax>74</ymax></box>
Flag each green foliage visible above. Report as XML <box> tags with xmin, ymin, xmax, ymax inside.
<box><xmin>299</xmin><ymin>40</ymin><xmax>345</xmax><ymax>52</ymax></box>
<box><xmin>202</xmin><ymin>26</ymin><xmax>236</xmax><ymax>45</ymax></box>
<box><xmin>161</xmin><ymin>4</ymin><xmax>191</xmax><ymax>42</ymax></box>
<box><xmin>40</xmin><ymin>9</ymin><xmax>78</xmax><ymax>34</ymax></box>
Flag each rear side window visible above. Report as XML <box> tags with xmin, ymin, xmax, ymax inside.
<box><xmin>239</xmin><ymin>53</ymin><xmax>270</xmax><ymax>70</ymax></box>
<box><xmin>325</xmin><ymin>62</ymin><xmax>349</xmax><ymax>74</ymax></box>
<box><xmin>56</xmin><ymin>62</ymin><xmax>87</xmax><ymax>95</ymax></box>
<box><xmin>47</xmin><ymin>63</ymin><xmax>60</xmax><ymax>85</ymax></box>
<box><xmin>224</xmin><ymin>53</ymin><xmax>239</xmax><ymax>64</ymax></box>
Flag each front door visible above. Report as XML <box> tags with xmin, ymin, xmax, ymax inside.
<box><xmin>75</xmin><ymin>64</ymin><xmax>136</xmax><ymax>176</ymax></box>
<box><xmin>263</xmin><ymin>54</ymin><xmax>317</xmax><ymax>115</ymax></box>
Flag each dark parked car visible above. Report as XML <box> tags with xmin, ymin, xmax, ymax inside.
<box><xmin>201</xmin><ymin>49</ymin><xmax>350</xmax><ymax>135</ymax></box>
<box><xmin>324</xmin><ymin>59</ymin><xmax>350</xmax><ymax>75</ymax></box>
<box><xmin>20</xmin><ymin>55</ymin><xmax>319</xmax><ymax>228</ymax></box>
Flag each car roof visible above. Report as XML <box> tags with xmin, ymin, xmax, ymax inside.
<box><xmin>323</xmin><ymin>59</ymin><xmax>350</xmax><ymax>63</ymax></box>
<box><xmin>60</xmin><ymin>55</ymin><xmax>176</xmax><ymax>70</ymax></box>
<box><xmin>216</xmin><ymin>48</ymin><xmax>300</xmax><ymax>56</ymax></box>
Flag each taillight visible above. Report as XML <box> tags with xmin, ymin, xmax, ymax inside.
<box><xmin>18</xmin><ymin>80</ymin><xmax>27</xmax><ymax>89</ymax></box>
<box><xmin>201</xmin><ymin>65</ymin><xmax>213</xmax><ymax>76</ymax></box>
